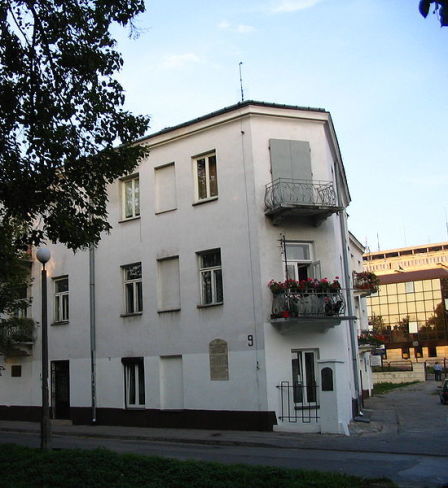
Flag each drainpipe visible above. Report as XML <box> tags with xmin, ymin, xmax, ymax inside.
<box><xmin>89</xmin><ymin>244</ymin><xmax>97</xmax><ymax>423</ymax></box>
<box><xmin>338</xmin><ymin>210</ymin><xmax>362</xmax><ymax>416</ymax></box>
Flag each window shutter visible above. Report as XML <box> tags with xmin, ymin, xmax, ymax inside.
<box><xmin>269</xmin><ymin>139</ymin><xmax>312</xmax><ymax>182</ymax></box>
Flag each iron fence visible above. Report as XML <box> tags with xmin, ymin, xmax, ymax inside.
<box><xmin>276</xmin><ymin>381</ymin><xmax>319</xmax><ymax>423</ymax></box>
<box><xmin>372</xmin><ymin>360</ymin><xmax>413</xmax><ymax>372</ymax></box>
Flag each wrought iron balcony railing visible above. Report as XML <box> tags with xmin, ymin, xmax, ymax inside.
<box><xmin>264</xmin><ymin>178</ymin><xmax>341</xmax><ymax>221</ymax></box>
<box><xmin>0</xmin><ymin>318</ymin><xmax>35</xmax><ymax>355</ymax></box>
<box><xmin>271</xmin><ymin>289</ymin><xmax>345</xmax><ymax>320</ymax></box>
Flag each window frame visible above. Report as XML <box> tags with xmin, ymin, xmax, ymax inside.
<box><xmin>54</xmin><ymin>276</ymin><xmax>69</xmax><ymax>323</ymax></box>
<box><xmin>198</xmin><ymin>249</ymin><xmax>223</xmax><ymax>306</ymax></box>
<box><xmin>122</xmin><ymin>263</ymin><xmax>143</xmax><ymax>315</ymax></box>
<box><xmin>121</xmin><ymin>174</ymin><xmax>140</xmax><ymax>220</ymax></box>
<box><xmin>193</xmin><ymin>152</ymin><xmax>218</xmax><ymax>203</ymax></box>
<box><xmin>283</xmin><ymin>241</ymin><xmax>320</xmax><ymax>281</ymax></box>
<box><xmin>122</xmin><ymin>357</ymin><xmax>145</xmax><ymax>409</ymax></box>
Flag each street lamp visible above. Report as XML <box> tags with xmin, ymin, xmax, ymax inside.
<box><xmin>36</xmin><ymin>247</ymin><xmax>51</xmax><ymax>450</ymax></box>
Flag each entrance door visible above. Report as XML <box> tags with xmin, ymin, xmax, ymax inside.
<box><xmin>291</xmin><ymin>350</ymin><xmax>318</xmax><ymax>406</ymax></box>
<box><xmin>51</xmin><ymin>360</ymin><xmax>70</xmax><ymax>419</ymax></box>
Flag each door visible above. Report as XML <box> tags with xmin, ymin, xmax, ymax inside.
<box><xmin>51</xmin><ymin>360</ymin><xmax>70</xmax><ymax>419</ymax></box>
<box><xmin>160</xmin><ymin>355</ymin><xmax>184</xmax><ymax>410</ymax></box>
<box><xmin>291</xmin><ymin>350</ymin><xmax>318</xmax><ymax>406</ymax></box>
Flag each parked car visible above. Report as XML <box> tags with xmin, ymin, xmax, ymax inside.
<box><xmin>439</xmin><ymin>379</ymin><xmax>448</xmax><ymax>405</ymax></box>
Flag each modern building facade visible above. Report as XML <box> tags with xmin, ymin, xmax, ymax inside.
<box><xmin>0</xmin><ymin>101</ymin><xmax>361</xmax><ymax>434</ymax></box>
<box><xmin>363</xmin><ymin>243</ymin><xmax>448</xmax><ymax>362</ymax></box>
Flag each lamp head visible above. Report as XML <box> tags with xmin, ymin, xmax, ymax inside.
<box><xmin>36</xmin><ymin>248</ymin><xmax>51</xmax><ymax>264</ymax></box>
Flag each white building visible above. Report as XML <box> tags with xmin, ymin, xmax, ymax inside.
<box><xmin>349</xmin><ymin>233</ymin><xmax>374</xmax><ymax>399</ymax></box>
<box><xmin>0</xmin><ymin>101</ymin><xmax>362</xmax><ymax>434</ymax></box>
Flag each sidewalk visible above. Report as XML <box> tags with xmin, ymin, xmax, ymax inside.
<box><xmin>1</xmin><ymin>381</ymin><xmax>447</xmax><ymax>457</ymax></box>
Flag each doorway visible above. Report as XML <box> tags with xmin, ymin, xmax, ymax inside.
<box><xmin>51</xmin><ymin>360</ymin><xmax>70</xmax><ymax>419</ymax></box>
<box><xmin>291</xmin><ymin>350</ymin><xmax>319</xmax><ymax>406</ymax></box>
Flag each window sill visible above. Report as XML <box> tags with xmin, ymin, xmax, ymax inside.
<box><xmin>157</xmin><ymin>308</ymin><xmax>181</xmax><ymax>314</ymax></box>
<box><xmin>155</xmin><ymin>208</ymin><xmax>177</xmax><ymax>215</ymax></box>
<box><xmin>192</xmin><ymin>196</ymin><xmax>218</xmax><ymax>206</ymax></box>
<box><xmin>118</xmin><ymin>216</ymin><xmax>141</xmax><ymax>224</ymax></box>
<box><xmin>125</xmin><ymin>406</ymin><xmax>146</xmax><ymax>410</ymax></box>
<box><xmin>120</xmin><ymin>312</ymin><xmax>143</xmax><ymax>318</ymax></box>
<box><xmin>51</xmin><ymin>321</ymin><xmax>69</xmax><ymax>326</ymax></box>
<box><xmin>197</xmin><ymin>302</ymin><xmax>223</xmax><ymax>309</ymax></box>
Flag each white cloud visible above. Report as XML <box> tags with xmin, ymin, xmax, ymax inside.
<box><xmin>236</xmin><ymin>24</ymin><xmax>255</xmax><ymax>33</ymax></box>
<box><xmin>269</xmin><ymin>0</ymin><xmax>322</xmax><ymax>13</ymax></box>
<box><xmin>217</xmin><ymin>20</ymin><xmax>256</xmax><ymax>33</ymax></box>
<box><xmin>217</xmin><ymin>20</ymin><xmax>231</xmax><ymax>30</ymax></box>
<box><xmin>160</xmin><ymin>53</ymin><xmax>201</xmax><ymax>70</ymax></box>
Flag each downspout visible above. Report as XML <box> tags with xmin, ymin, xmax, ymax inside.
<box><xmin>338</xmin><ymin>210</ymin><xmax>361</xmax><ymax>415</ymax></box>
<box><xmin>89</xmin><ymin>244</ymin><xmax>97</xmax><ymax>423</ymax></box>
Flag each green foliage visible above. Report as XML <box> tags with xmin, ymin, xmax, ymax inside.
<box><xmin>0</xmin><ymin>444</ymin><xmax>396</xmax><ymax>488</ymax></box>
<box><xmin>419</xmin><ymin>0</ymin><xmax>448</xmax><ymax>26</ymax></box>
<box><xmin>0</xmin><ymin>317</ymin><xmax>35</xmax><ymax>353</ymax></box>
<box><xmin>0</xmin><ymin>221</ymin><xmax>32</xmax><ymax>316</ymax></box>
<box><xmin>373</xmin><ymin>381</ymin><xmax>420</xmax><ymax>395</ymax></box>
<box><xmin>0</xmin><ymin>0</ymin><xmax>150</xmax><ymax>251</ymax></box>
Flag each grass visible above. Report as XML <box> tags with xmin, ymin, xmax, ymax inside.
<box><xmin>373</xmin><ymin>381</ymin><xmax>420</xmax><ymax>395</ymax></box>
<box><xmin>0</xmin><ymin>444</ymin><xmax>396</xmax><ymax>488</ymax></box>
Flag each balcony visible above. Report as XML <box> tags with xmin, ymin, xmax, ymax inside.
<box><xmin>264</xmin><ymin>178</ymin><xmax>342</xmax><ymax>224</ymax></box>
<box><xmin>353</xmin><ymin>271</ymin><xmax>380</xmax><ymax>297</ymax></box>
<box><xmin>0</xmin><ymin>318</ymin><xmax>35</xmax><ymax>357</ymax></box>
<box><xmin>270</xmin><ymin>289</ymin><xmax>349</xmax><ymax>332</ymax></box>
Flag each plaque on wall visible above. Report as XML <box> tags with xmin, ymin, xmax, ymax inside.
<box><xmin>209</xmin><ymin>339</ymin><xmax>229</xmax><ymax>381</ymax></box>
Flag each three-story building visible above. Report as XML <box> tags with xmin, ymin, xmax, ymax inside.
<box><xmin>0</xmin><ymin>101</ymin><xmax>361</xmax><ymax>434</ymax></box>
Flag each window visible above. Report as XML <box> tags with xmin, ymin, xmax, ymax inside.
<box><xmin>428</xmin><ymin>346</ymin><xmax>437</xmax><ymax>357</ymax></box>
<box><xmin>157</xmin><ymin>257</ymin><xmax>180</xmax><ymax>312</ymax></box>
<box><xmin>122</xmin><ymin>263</ymin><xmax>143</xmax><ymax>314</ymax></box>
<box><xmin>122</xmin><ymin>176</ymin><xmax>140</xmax><ymax>219</ymax></box>
<box><xmin>405</xmin><ymin>282</ymin><xmax>415</xmax><ymax>294</ymax></box>
<box><xmin>284</xmin><ymin>242</ymin><xmax>320</xmax><ymax>281</ymax></box>
<box><xmin>54</xmin><ymin>277</ymin><xmax>69</xmax><ymax>323</ymax></box>
<box><xmin>122</xmin><ymin>357</ymin><xmax>145</xmax><ymax>408</ymax></box>
<box><xmin>13</xmin><ymin>285</ymin><xmax>29</xmax><ymax>318</ymax></box>
<box><xmin>198</xmin><ymin>249</ymin><xmax>223</xmax><ymax>305</ymax></box>
<box><xmin>155</xmin><ymin>163</ymin><xmax>177</xmax><ymax>213</ymax></box>
<box><xmin>194</xmin><ymin>152</ymin><xmax>218</xmax><ymax>201</ymax></box>
<box><xmin>11</xmin><ymin>365</ymin><xmax>22</xmax><ymax>377</ymax></box>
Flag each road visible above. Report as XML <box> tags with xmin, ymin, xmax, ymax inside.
<box><xmin>1</xmin><ymin>429</ymin><xmax>447</xmax><ymax>488</ymax></box>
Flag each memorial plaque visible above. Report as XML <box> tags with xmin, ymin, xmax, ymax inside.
<box><xmin>209</xmin><ymin>339</ymin><xmax>229</xmax><ymax>381</ymax></box>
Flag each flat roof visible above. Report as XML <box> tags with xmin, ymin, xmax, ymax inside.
<box><xmin>379</xmin><ymin>268</ymin><xmax>448</xmax><ymax>284</ymax></box>
<box><xmin>364</xmin><ymin>242</ymin><xmax>448</xmax><ymax>261</ymax></box>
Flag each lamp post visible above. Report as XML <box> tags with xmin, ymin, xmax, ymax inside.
<box><xmin>36</xmin><ymin>247</ymin><xmax>51</xmax><ymax>450</ymax></box>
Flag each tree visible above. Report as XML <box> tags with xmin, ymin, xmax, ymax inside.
<box><xmin>0</xmin><ymin>0</ymin><xmax>150</xmax><ymax>253</ymax></box>
<box><xmin>419</xmin><ymin>0</ymin><xmax>448</xmax><ymax>26</ymax></box>
<box><xmin>0</xmin><ymin>221</ymin><xmax>32</xmax><ymax>316</ymax></box>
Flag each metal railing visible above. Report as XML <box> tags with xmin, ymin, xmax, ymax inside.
<box><xmin>265</xmin><ymin>178</ymin><xmax>338</xmax><ymax>213</ymax></box>
<box><xmin>277</xmin><ymin>381</ymin><xmax>319</xmax><ymax>423</ymax></box>
<box><xmin>271</xmin><ymin>290</ymin><xmax>345</xmax><ymax>319</ymax></box>
<box><xmin>372</xmin><ymin>360</ymin><xmax>413</xmax><ymax>372</ymax></box>
<box><xmin>0</xmin><ymin>318</ymin><xmax>35</xmax><ymax>345</ymax></box>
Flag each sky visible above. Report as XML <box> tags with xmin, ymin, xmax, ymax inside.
<box><xmin>112</xmin><ymin>0</ymin><xmax>448</xmax><ymax>252</ymax></box>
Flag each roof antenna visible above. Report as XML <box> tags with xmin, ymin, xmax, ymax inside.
<box><xmin>239</xmin><ymin>61</ymin><xmax>244</xmax><ymax>102</ymax></box>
